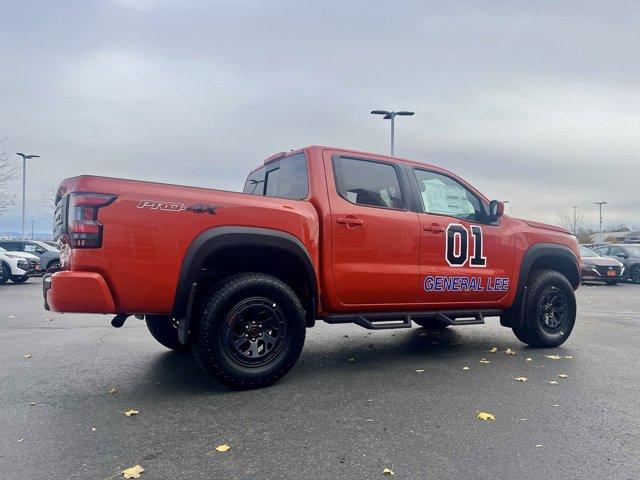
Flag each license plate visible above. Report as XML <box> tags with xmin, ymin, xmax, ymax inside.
<box><xmin>607</xmin><ymin>269</ymin><xmax>616</xmax><ymax>277</ymax></box>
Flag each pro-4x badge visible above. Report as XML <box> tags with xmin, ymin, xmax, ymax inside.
<box><xmin>137</xmin><ymin>200</ymin><xmax>222</xmax><ymax>215</ymax></box>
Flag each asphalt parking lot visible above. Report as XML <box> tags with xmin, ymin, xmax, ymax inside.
<box><xmin>1</xmin><ymin>279</ymin><xmax>639</xmax><ymax>479</ymax></box>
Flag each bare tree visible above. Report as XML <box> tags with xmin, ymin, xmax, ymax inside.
<box><xmin>0</xmin><ymin>143</ymin><xmax>20</xmax><ymax>216</ymax></box>
<box><xmin>557</xmin><ymin>209</ymin><xmax>586</xmax><ymax>234</ymax></box>
<box><xmin>40</xmin><ymin>187</ymin><xmax>57</xmax><ymax>219</ymax></box>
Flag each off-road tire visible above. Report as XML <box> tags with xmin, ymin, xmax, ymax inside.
<box><xmin>413</xmin><ymin>318</ymin><xmax>448</xmax><ymax>329</ymax></box>
<box><xmin>0</xmin><ymin>263</ymin><xmax>10</xmax><ymax>285</ymax></box>
<box><xmin>192</xmin><ymin>273</ymin><xmax>306</xmax><ymax>389</ymax></box>
<box><xmin>512</xmin><ymin>269</ymin><xmax>576</xmax><ymax>348</ymax></box>
<box><xmin>10</xmin><ymin>275</ymin><xmax>29</xmax><ymax>284</ymax></box>
<box><xmin>146</xmin><ymin>315</ymin><xmax>189</xmax><ymax>352</ymax></box>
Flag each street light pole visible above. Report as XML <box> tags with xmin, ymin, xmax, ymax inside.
<box><xmin>572</xmin><ymin>206</ymin><xmax>578</xmax><ymax>234</ymax></box>
<box><xmin>371</xmin><ymin>110</ymin><xmax>415</xmax><ymax>156</ymax></box>
<box><xmin>15</xmin><ymin>152</ymin><xmax>40</xmax><ymax>246</ymax></box>
<box><xmin>594</xmin><ymin>201</ymin><xmax>607</xmax><ymax>233</ymax></box>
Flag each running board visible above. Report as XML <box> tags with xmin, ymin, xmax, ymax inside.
<box><xmin>323</xmin><ymin>309</ymin><xmax>502</xmax><ymax>330</ymax></box>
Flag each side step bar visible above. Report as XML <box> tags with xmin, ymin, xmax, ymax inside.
<box><xmin>323</xmin><ymin>309</ymin><xmax>502</xmax><ymax>330</ymax></box>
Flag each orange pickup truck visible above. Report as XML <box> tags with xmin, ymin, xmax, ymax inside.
<box><xmin>44</xmin><ymin>146</ymin><xmax>580</xmax><ymax>388</ymax></box>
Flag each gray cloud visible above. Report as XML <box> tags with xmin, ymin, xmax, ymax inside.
<box><xmin>1</xmin><ymin>0</ymin><xmax>638</xmax><ymax>232</ymax></box>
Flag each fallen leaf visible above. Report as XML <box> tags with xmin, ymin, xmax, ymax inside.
<box><xmin>548</xmin><ymin>381</ymin><xmax>558</xmax><ymax>385</ymax></box>
<box><xmin>383</xmin><ymin>467</ymin><xmax>395</xmax><ymax>476</ymax></box>
<box><xmin>479</xmin><ymin>359</ymin><xmax>490</xmax><ymax>364</ymax></box>
<box><xmin>8</xmin><ymin>315</ymin><xmax>15</xmax><ymax>319</ymax></box>
<box><xmin>564</xmin><ymin>355</ymin><xmax>573</xmax><ymax>359</ymax></box>
<box><xmin>109</xmin><ymin>387</ymin><xmax>118</xmax><ymax>395</ymax></box>
<box><xmin>552</xmin><ymin>404</ymin><xmax>559</xmax><ymax>407</ymax></box>
<box><xmin>415</xmin><ymin>369</ymin><xmax>425</xmax><ymax>373</ymax></box>
<box><xmin>29</xmin><ymin>402</ymin><xmax>36</xmax><ymax>406</ymax></box>
<box><xmin>45</xmin><ymin>318</ymin><xmax>53</xmax><ymax>322</ymax></box>
<box><xmin>214</xmin><ymin>443</ymin><xmax>231</xmax><ymax>453</ymax></box>
<box><xmin>525</xmin><ymin>357</ymin><xmax>533</xmax><ymax>362</ymax></box>
<box><xmin>489</xmin><ymin>347</ymin><xmax>498</xmax><ymax>353</ymax></box>
<box><xmin>477</xmin><ymin>411</ymin><xmax>495</xmax><ymax>421</ymax></box>
<box><xmin>544</xmin><ymin>355</ymin><xmax>562</xmax><ymax>360</ymax></box>
<box><xmin>16</xmin><ymin>438</ymin><xmax>24</xmax><ymax>443</ymax></box>
<box><xmin>123</xmin><ymin>410</ymin><xmax>139</xmax><ymax>417</ymax></box>
<box><xmin>535</xmin><ymin>444</ymin><xmax>543</xmax><ymax>448</ymax></box>
<box><xmin>515</xmin><ymin>377</ymin><xmax>528</xmax><ymax>382</ymax></box>
<box><xmin>122</xmin><ymin>464</ymin><xmax>144</xmax><ymax>479</ymax></box>
<box><xmin>558</xmin><ymin>374</ymin><xmax>568</xmax><ymax>378</ymax></box>
<box><xmin>91</xmin><ymin>427</ymin><xmax>97</xmax><ymax>432</ymax></box>
<box><xmin>505</xmin><ymin>348</ymin><xmax>516</xmax><ymax>355</ymax></box>
<box><xmin>462</xmin><ymin>366</ymin><xmax>469</xmax><ymax>370</ymax></box>
<box><xmin>365</xmin><ymin>419</ymin><xmax>374</xmax><ymax>422</ymax></box>
<box><xmin>347</xmin><ymin>358</ymin><xmax>355</xmax><ymax>363</ymax></box>
<box><xmin>23</xmin><ymin>354</ymin><xmax>32</xmax><ymax>359</ymax></box>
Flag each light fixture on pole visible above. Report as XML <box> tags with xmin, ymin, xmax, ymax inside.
<box><xmin>594</xmin><ymin>201</ymin><xmax>607</xmax><ymax>233</ymax></box>
<box><xmin>371</xmin><ymin>110</ymin><xmax>415</xmax><ymax>156</ymax></box>
<box><xmin>15</xmin><ymin>152</ymin><xmax>40</xmax><ymax>245</ymax></box>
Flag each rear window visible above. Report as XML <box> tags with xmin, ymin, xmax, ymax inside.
<box><xmin>243</xmin><ymin>153</ymin><xmax>308</xmax><ymax>200</ymax></box>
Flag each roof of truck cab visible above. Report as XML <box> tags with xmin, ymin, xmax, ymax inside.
<box><xmin>264</xmin><ymin>145</ymin><xmax>448</xmax><ymax>173</ymax></box>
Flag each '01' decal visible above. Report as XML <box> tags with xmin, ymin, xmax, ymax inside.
<box><xmin>423</xmin><ymin>223</ymin><xmax>510</xmax><ymax>293</ymax></box>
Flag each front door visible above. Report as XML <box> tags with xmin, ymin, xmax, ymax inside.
<box><xmin>325</xmin><ymin>152</ymin><xmax>420</xmax><ymax>306</ymax></box>
<box><xmin>410</xmin><ymin>167</ymin><xmax>516</xmax><ymax>307</ymax></box>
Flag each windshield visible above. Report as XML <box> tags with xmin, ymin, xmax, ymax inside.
<box><xmin>580</xmin><ymin>246</ymin><xmax>598</xmax><ymax>257</ymax></box>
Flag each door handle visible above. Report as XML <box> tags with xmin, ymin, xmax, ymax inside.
<box><xmin>337</xmin><ymin>217</ymin><xmax>364</xmax><ymax>227</ymax></box>
<box><xmin>423</xmin><ymin>224</ymin><xmax>444</xmax><ymax>233</ymax></box>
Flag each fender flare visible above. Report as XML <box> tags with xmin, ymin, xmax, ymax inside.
<box><xmin>171</xmin><ymin>226</ymin><xmax>318</xmax><ymax>322</ymax></box>
<box><xmin>501</xmin><ymin>243</ymin><xmax>580</xmax><ymax>327</ymax></box>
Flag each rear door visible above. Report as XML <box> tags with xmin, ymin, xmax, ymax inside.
<box><xmin>409</xmin><ymin>167</ymin><xmax>516</xmax><ymax>306</ymax></box>
<box><xmin>324</xmin><ymin>152</ymin><xmax>420</xmax><ymax>305</ymax></box>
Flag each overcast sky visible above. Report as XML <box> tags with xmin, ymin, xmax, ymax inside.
<box><xmin>1</xmin><ymin>0</ymin><xmax>638</xmax><ymax>233</ymax></box>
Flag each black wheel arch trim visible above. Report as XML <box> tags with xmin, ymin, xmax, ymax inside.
<box><xmin>172</xmin><ymin>226</ymin><xmax>318</xmax><ymax>328</ymax></box>
<box><xmin>501</xmin><ymin>243</ymin><xmax>580</xmax><ymax>327</ymax></box>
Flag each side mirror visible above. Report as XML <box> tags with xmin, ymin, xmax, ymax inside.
<box><xmin>489</xmin><ymin>200</ymin><xmax>504</xmax><ymax>221</ymax></box>
<box><xmin>616</xmin><ymin>253</ymin><xmax>628</xmax><ymax>259</ymax></box>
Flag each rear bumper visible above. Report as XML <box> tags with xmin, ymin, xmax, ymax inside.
<box><xmin>43</xmin><ymin>271</ymin><xmax>116</xmax><ymax>313</ymax></box>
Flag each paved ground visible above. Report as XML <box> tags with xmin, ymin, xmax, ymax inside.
<box><xmin>1</xmin><ymin>279</ymin><xmax>639</xmax><ymax>479</ymax></box>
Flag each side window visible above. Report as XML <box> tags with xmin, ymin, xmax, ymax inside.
<box><xmin>24</xmin><ymin>243</ymin><xmax>37</xmax><ymax>253</ymax></box>
<box><xmin>333</xmin><ymin>157</ymin><xmax>405</xmax><ymax>209</ymax></box>
<box><xmin>243</xmin><ymin>166</ymin><xmax>267</xmax><ymax>195</ymax></box>
<box><xmin>4</xmin><ymin>241</ymin><xmax>21</xmax><ymax>251</ymax></box>
<box><xmin>413</xmin><ymin>169</ymin><xmax>486</xmax><ymax>222</ymax></box>
<box><xmin>609</xmin><ymin>247</ymin><xmax>624</xmax><ymax>257</ymax></box>
<box><xmin>595</xmin><ymin>246</ymin><xmax>610</xmax><ymax>255</ymax></box>
<box><xmin>243</xmin><ymin>153</ymin><xmax>308</xmax><ymax>200</ymax></box>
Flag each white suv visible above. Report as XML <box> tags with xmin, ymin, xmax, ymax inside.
<box><xmin>0</xmin><ymin>246</ymin><xmax>40</xmax><ymax>285</ymax></box>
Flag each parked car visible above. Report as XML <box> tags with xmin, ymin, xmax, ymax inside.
<box><xmin>44</xmin><ymin>145</ymin><xmax>581</xmax><ymax>389</ymax></box>
<box><xmin>592</xmin><ymin>244</ymin><xmax>640</xmax><ymax>284</ymax></box>
<box><xmin>0</xmin><ymin>246</ymin><xmax>40</xmax><ymax>284</ymax></box>
<box><xmin>0</xmin><ymin>240</ymin><xmax>60</xmax><ymax>272</ymax></box>
<box><xmin>579</xmin><ymin>246</ymin><xmax>624</xmax><ymax>285</ymax></box>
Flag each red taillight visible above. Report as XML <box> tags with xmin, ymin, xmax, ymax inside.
<box><xmin>67</xmin><ymin>193</ymin><xmax>116</xmax><ymax>248</ymax></box>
